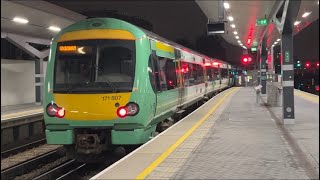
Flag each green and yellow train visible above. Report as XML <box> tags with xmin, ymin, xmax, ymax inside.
<box><xmin>44</xmin><ymin>18</ymin><xmax>234</xmax><ymax>157</ymax></box>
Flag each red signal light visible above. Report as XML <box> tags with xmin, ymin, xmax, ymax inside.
<box><xmin>306</xmin><ymin>63</ymin><xmax>310</xmax><ymax>67</ymax></box>
<box><xmin>317</xmin><ymin>63</ymin><xmax>319</xmax><ymax>67</ymax></box>
<box><xmin>56</xmin><ymin>108</ymin><xmax>65</xmax><ymax>118</ymax></box>
<box><xmin>116</xmin><ymin>102</ymin><xmax>140</xmax><ymax>118</ymax></box>
<box><xmin>241</xmin><ymin>55</ymin><xmax>251</xmax><ymax>64</ymax></box>
<box><xmin>117</xmin><ymin>107</ymin><xmax>127</xmax><ymax>118</ymax></box>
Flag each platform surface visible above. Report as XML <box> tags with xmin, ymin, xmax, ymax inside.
<box><xmin>1</xmin><ymin>103</ymin><xmax>42</xmax><ymax>121</ymax></box>
<box><xmin>91</xmin><ymin>87</ymin><xmax>319</xmax><ymax>179</ymax></box>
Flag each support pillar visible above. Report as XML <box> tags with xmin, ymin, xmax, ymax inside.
<box><xmin>281</xmin><ymin>33</ymin><xmax>295</xmax><ymax>124</ymax></box>
<box><xmin>260</xmin><ymin>39</ymin><xmax>267</xmax><ymax>94</ymax></box>
<box><xmin>35</xmin><ymin>58</ymin><xmax>44</xmax><ymax>105</ymax></box>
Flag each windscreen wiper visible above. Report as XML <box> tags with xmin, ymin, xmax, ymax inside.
<box><xmin>92</xmin><ymin>64</ymin><xmax>119</xmax><ymax>93</ymax></box>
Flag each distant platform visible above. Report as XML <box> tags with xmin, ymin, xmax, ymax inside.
<box><xmin>1</xmin><ymin>103</ymin><xmax>42</xmax><ymax>121</ymax></box>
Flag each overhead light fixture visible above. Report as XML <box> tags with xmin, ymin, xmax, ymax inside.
<box><xmin>302</xmin><ymin>12</ymin><xmax>311</xmax><ymax>18</ymax></box>
<box><xmin>228</xmin><ymin>16</ymin><xmax>234</xmax><ymax>21</ymax></box>
<box><xmin>48</xmin><ymin>26</ymin><xmax>61</xmax><ymax>32</ymax></box>
<box><xmin>272</xmin><ymin>45</ymin><xmax>275</xmax><ymax>47</ymax></box>
<box><xmin>277</xmin><ymin>39</ymin><xmax>281</xmax><ymax>42</ymax></box>
<box><xmin>237</xmin><ymin>40</ymin><xmax>241</xmax><ymax>43</ymax></box>
<box><xmin>12</xmin><ymin>17</ymin><xmax>29</xmax><ymax>24</ymax></box>
<box><xmin>233</xmin><ymin>31</ymin><xmax>238</xmax><ymax>35</ymax></box>
<box><xmin>230</xmin><ymin>24</ymin><xmax>236</xmax><ymax>28</ymax></box>
<box><xmin>224</xmin><ymin>2</ymin><xmax>230</xmax><ymax>9</ymax></box>
<box><xmin>294</xmin><ymin>21</ymin><xmax>301</xmax><ymax>26</ymax></box>
<box><xmin>235</xmin><ymin>36</ymin><xmax>239</xmax><ymax>39</ymax></box>
<box><xmin>274</xmin><ymin>41</ymin><xmax>278</xmax><ymax>45</ymax></box>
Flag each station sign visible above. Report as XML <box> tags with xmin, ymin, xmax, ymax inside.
<box><xmin>251</xmin><ymin>47</ymin><xmax>257</xmax><ymax>52</ymax></box>
<box><xmin>256</xmin><ymin>18</ymin><xmax>268</xmax><ymax>26</ymax></box>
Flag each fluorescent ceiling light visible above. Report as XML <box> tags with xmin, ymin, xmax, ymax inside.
<box><xmin>302</xmin><ymin>12</ymin><xmax>311</xmax><ymax>18</ymax></box>
<box><xmin>235</xmin><ymin>36</ymin><xmax>239</xmax><ymax>39</ymax></box>
<box><xmin>294</xmin><ymin>21</ymin><xmax>301</xmax><ymax>26</ymax></box>
<box><xmin>228</xmin><ymin>16</ymin><xmax>234</xmax><ymax>21</ymax></box>
<box><xmin>224</xmin><ymin>2</ymin><xmax>230</xmax><ymax>9</ymax></box>
<box><xmin>12</xmin><ymin>17</ymin><xmax>29</xmax><ymax>24</ymax></box>
<box><xmin>233</xmin><ymin>31</ymin><xmax>238</xmax><ymax>35</ymax></box>
<box><xmin>230</xmin><ymin>24</ymin><xmax>236</xmax><ymax>28</ymax></box>
<box><xmin>48</xmin><ymin>26</ymin><xmax>61</xmax><ymax>32</ymax></box>
<box><xmin>208</xmin><ymin>30</ymin><xmax>225</xmax><ymax>34</ymax></box>
<box><xmin>277</xmin><ymin>39</ymin><xmax>281</xmax><ymax>42</ymax></box>
<box><xmin>237</xmin><ymin>40</ymin><xmax>241</xmax><ymax>43</ymax></box>
<box><xmin>274</xmin><ymin>41</ymin><xmax>278</xmax><ymax>44</ymax></box>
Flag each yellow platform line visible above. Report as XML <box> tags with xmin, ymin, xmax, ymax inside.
<box><xmin>135</xmin><ymin>87</ymin><xmax>240</xmax><ymax>179</ymax></box>
<box><xmin>294</xmin><ymin>90</ymin><xmax>319</xmax><ymax>104</ymax></box>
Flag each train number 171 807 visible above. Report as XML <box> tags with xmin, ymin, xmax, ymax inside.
<box><xmin>102</xmin><ymin>96</ymin><xmax>121</xmax><ymax>101</ymax></box>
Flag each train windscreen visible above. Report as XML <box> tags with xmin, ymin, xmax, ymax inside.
<box><xmin>54</xmin><ymin>39</ymin><xmax>135</xmax><ymax>93</ymax></box>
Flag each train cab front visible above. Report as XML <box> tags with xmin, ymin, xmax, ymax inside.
<box><xmin>43</xmin><ymin>20</ymin><xmax>155</xmax><ymax>156</ymax></box>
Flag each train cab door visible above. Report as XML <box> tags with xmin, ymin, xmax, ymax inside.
<box><xmin>150</xmin><ymin>40</ymin><xmax>179</xmax><ymax>120</ymax></box>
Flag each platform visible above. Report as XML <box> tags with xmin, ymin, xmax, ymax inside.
<box><xmin>1</xmin><ymin>103</ymin><xmax>42</xmax><ymax>121</ymax></box>
<box><xmin>91</xmin><ymin>87</ymin><xmax>319</xmax><ymax>179</ymax></box>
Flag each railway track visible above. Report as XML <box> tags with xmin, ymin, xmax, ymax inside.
<box><xmin>1</xmin><ymin>139</ymin><xmax>46</xmax><ymax>159</ymax></box>
<box><xmin>1</xmin><ymin>113</ymin><xmax>45</xmax><ymax>154</ymax></box>
<box><xmin>1</xmin><ymin>144</ymin><xmax>62</xmax><ymax>180</ymax></box>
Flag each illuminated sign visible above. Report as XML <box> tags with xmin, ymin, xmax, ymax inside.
<box><xmin>58</xmin><ymin>46</ymin><xmax>91</xmax><ymax>54</ymax></box>
<box><xmin>251</xmin><ymin>47</ymin><xmax>257</xmax><ymax>51</ymax></box>
<box><xmin>59</xmin><ymin>46</ymin><xmax>77</xmax><ymax>52</ymax></box>
<box><xmin>256</xmin><ymin>18</ymin><xmax>268</xmax><ymax>26</ymax></box>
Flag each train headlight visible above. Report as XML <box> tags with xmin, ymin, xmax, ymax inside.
<box><xmin>46</xmin><ymin>103</ymin><xmax>65</xmax><ymax>118</ymax></box>
<box><xmin>126</xmin><ymin>102</ymin><xmax>139</xmax><ymax>116</ymax></box>
<box><xmin>46</xmin><ymin>103</ymin><xmax>59</xmax><ymax>117</ymax></box>
<box><xmin>117</xmin><ymin>107</ymin><xmax>128</xmax><ymax>118</ymax></box>
<box><xmin>56</xmin><ymin>108</ymin><xmax>65</xmax><ymax>118</ymax></box>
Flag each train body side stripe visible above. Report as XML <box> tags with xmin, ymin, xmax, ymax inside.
<box><xmin>57</xmin><ymin>29</ymin><xmax>135</xmax><ymax>42</ymax></box>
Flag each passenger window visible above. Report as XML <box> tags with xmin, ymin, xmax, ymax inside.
<box><xmin>206</xmin><ymin>67</ymin><xmax>215</xmax><ymax>81</ymax></box>
<box><xmin>213</xmin><ymin>67</ymin><xmax>220</xmax><ymax>79</ymax></box>
<box><xmin>221</xmin><ymin>68</ymin><xmax>228</xmax><ymax>79</ymax></box>
<box><xmin>158</xmin><ymin>57</ymin><xmax>178</xmax><ymax>91</ymax></box>
<box><xmin>182</xmin><ymin>62</ymin><xmax>204</xmax><ymax>86</ymax></box>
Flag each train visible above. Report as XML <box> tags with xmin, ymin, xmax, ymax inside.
<box><xmin>44</xmin><ymin>18</ymin><xmax>235</xmax><ymax>160</ymax></box>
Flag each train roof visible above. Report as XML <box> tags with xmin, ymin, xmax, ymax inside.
<box><xmin>137</xmin><ymin>26</ymin><xmax>230</xmax><ymax>65</ymax></box>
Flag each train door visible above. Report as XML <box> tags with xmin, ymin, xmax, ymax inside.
<box><xmin>218</xmin><ymin>65</ymin><xmax>222</xmax><ymax>90</ymax></box>
<box><xmin>174</xmin><ymin>49</ymin><xmax>184</xmax><ymax>107</ymax></box>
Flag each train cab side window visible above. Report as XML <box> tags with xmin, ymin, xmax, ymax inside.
<box><xmin>158</xmin><ymin>57</ymin><xmax>178</xmax><ymax>91</ymax></box>
<box><xmin>148</xmin><ymin>54</ymin><xmax>161</xmax><ymax>93</ymax></box>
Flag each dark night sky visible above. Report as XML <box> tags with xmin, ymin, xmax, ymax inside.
<box><xmin>294</xmin><ymin>19</ymin><xmax>319</xmax><ymax>62</ymax></box>
<box><xmin>49</xmin><ymin>1</ymin><xmax>208</xmax><ymax>45</ymax></box>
